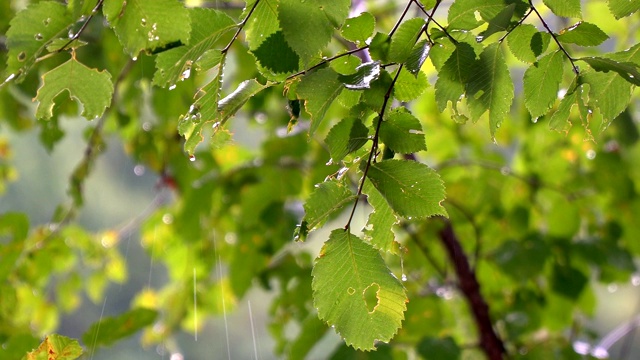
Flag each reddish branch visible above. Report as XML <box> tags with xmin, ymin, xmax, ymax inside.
<box><xmin>438</xmin><ymin>219</ymin><xmax>505</xmax><ymax>360</ymax></box>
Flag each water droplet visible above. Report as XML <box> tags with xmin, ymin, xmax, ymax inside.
<box><xmin>532</xmin><ymin>117</ymin><xmax>539</xmax><ymax>123</ymax></box>
<box><xmin>336</xmin><ymin>167</ymin><xmax>349</xmax><ymax>180</ymax></box>
<box><xmin>401</xmin><ymin>274</ymin><xmax>407</xmax><ymax>282</ymax></box>
<box><xmin>132</xmin><ymin>56</ymin><xmax>138</xmax><ymax>61</ymax></box>
<box><xmin>17</xmin><ymin>52</ymin><xmax>26</xmax><ymax>62</ymax></box>
<box><xmin>43</xmin><ymin>18</ymin><xmax>51</xmax><ymax>26</ymax></box>
<box><xmin>3</xmin><ymin>73</ymin><xmax>16</xmax><ymax>84</ymax></box>
<box><xmin>607</xmin><ymin>283</ymin><xmax>618</xmax><ymax>293</ymax></box>
<box><xmin>189</xmin><ymin>155</ymin><xmax>196</xmax><ymax>162</ymax></box>
<box><xmin>586</xmin><ymin>149</ymin><xmax>596</xmax><ymax>160</ymax></box>
<box><xmin>133</xmin><ymin>165</ymin><xmax>145</xmax><ymax>176</ymax></box>
<box><xmin>325</xmin><ymin>158</ymin><xmax>334</xmax><ymax>166</ymax></box>
<box><xmin>141</xmin><ymin>18</ymin><xmax>147</xmax><ymax>27</ymax></box>
<box><xmin>212</xmin><ymin>122</ymin><xmax>221</xmax><ymax>130</ymax></box>
<box><xmin>34</xmin><ymin>33</ymin><xmax>44</xmax><ymax>41</ymax></box>
<box><xmin>475</xmin><ymin>35</ymin><xmax>484</xmax><ymax>43</ymax></box>
<box><xmin>162</xmin><ymin>213</ymin><xmax>174</xmax><ymax>224</ymax></box>
<box><xmin>180</xmin><ymin>67</ymin><xmax>191</xmax><ymax>81</ymax></box>
<box><xmin>168</xmin><ymin>84</ymin><xmax>177</xmax><ymax>90</ymax></box>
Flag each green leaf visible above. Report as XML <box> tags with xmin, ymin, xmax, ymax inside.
<box><xmin>34</xmin><ymin>58</ymin><xmax>114</xmax><ymax>120</ymax></box>
<box><xmin>362</xmin><ymin>182</ymin><xmax>399</xmax><ymax>254</ymax></box>
<box><xmin>466</xmin><ymin>43</ymin><xmax>514</xmax><ymax>137</ymax></box>
<box><xmin>218</xmin><ymin>79</ymin><xmax>271</xmax><ymax>123</ymax></box>
<box><xmin>582</xmin><ymin>70</ymin><xmax>632</xmax><ymax>125</ymax></box>
<box><xmin>153</xmin><ymin>8</ymin><xmax>235</xmax><ymax>87</ymax></box>
<box><xmin>523</xmin><ymin>51</ymin><xmax>564</xmax><ymax>119</ymax></box>
<box><xmin>579</xmin><ymin>56</ymin><xmax>640</xmax><ymax>86</ymax></box>
<box><xmin>338</xmin><ymin>61</ymin><xmax>381</xmax><ymax>90</ymax></box>
<box><xmin>542</xmin><ymin>0</ymin><xmax>581</xmax><ymax>18</ymax></box>
<box><xmin>341</xmin><ymin>12</ymin><xmax>375</xmax><ymax>44</ymax></box>
<box><xmin>0</xmin><ymin>213</ymin><xmax>28</xmax><ymax>282</ymax></box>
<box><xmin>549</xmin><ymin>84</ymin><xmax>590</xmax><ymax>134</ymax></box>
<box><xmin>102</xmin><ymin>0</ymin><xmax>191</xmax><ymax>56</ymax></box>
<box><xmin>379</xmin><ymin>108</ymin><xmax>427</xmax><ymax>154</ymax></box>
<box><xmin>506</xmin><ymin>24</ymin><xmax>550</xmax><ymax>63</ymax></box>
<box><xmin>312</xmin><ymin>230</ymin><xmax>407</xmax><ymax>350</ymax></box>
<box><xmin>492</xmin><ymin>235</ymin><xmax>550</xmax><ymax>281</ymax></box>
<box><xmin>368</xmin><ymin>32</ymin><xmax>391</xmax><ymax>63</ymax></box>
<box><xmin>366</xmin><ymin>160</ymin><xmax>447</xmax><ymax>219</ymax></box>
<box><xmin>253</xmin><ymin>31</ymin><xmax>300</xmax><ymax>74</ymax></box>
<box><xmin>448</xmin><ymin>0</ymin><xmax>520</xmax><ymax>30</ymax></box>
<box><xmin>389</xmin><ymin>18</ymin><xmax>425</xmax><ymax>63</ymax></box>
<box><xmin>297</xmin><ymin>67</ymin><xmax>343</xmax><ymax>135</ymax></box>
<box><xmin>557</xmin><ymin>22</ymin><xmax>609</xmax><ymax>47</ymax></box>
<box><xmin>5</xmin><ymin>2</ymin><xmax>73</xmax><ymax>79</ymax></box>
<box><xmin>325</xmin><ymin>117</ymin><xmax>370</xmax><ymax>162</ymax></box>
<box><xmin>82</xmin><ymin>308</ymin><xmax>158</xmax><ymax>349</ymax></box>
<box><xmin>478</xmin><ymin>3</ymin><xmax>516</xmax><ymax>41</ymax></box>
<box><xmin>405</xmin><ymin>39</ymin><xmax>431</xmax><ymax>75</ymax></box>
<box><xmin>297</xmin><ymin>180</ymin><xmax>356</xmax><ymax>241</ymax></box>
<box><xmin>608</xmin><ymin>0</ymin><xmax>640</xmax><ymax>19</ymax></box>
<box><xmin>435</xmin><ymin>42</ymin><xmax>476</xmax><ymax>112</ymax></box>
<box><xmin>26</xmin><ymin>334</ymin><xmax>83</xmax><ymax>360</ymax></box>
<box><xmin>394</xmin><ymin>67</ymin><xmax>429</xmax><ymax>102</ymax></box>
<box><xmin>551</xmin><ymin>264</ymin><xmax>588</xmax><ymax>299</ymax></box>
<box><xmin>279</xmin><ymin>0</ymin><xmax>350</xmax><ymax>63</ymax></box>
<box><xmin>244</xmin><ymin>0</ymin><xmax>280</xmax><ymax>50</ymax></box>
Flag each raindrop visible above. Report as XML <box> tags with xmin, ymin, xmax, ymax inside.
<box><xmin>189</xmin><ymin>154</ymin><xmax>196</xmax><ymax>162</ymax></box>
<box><xmin>475</xmin><ymin>35</ymin><xmax>484</xmax><ymax>43</ymax></box>
<box><xmin>557</xmin><ymin>88</ymin><xmax>567</xmax><ymax>99</ymax></box>
<box><xmin>34</xmin><ymin>33</ymin><xmax>44</xmax><ymax>41</ymax></box>
<box><xmin>68</xmin><ymin>29</ymin><xmax>75</xmax><ymax>38</ymax></box>
<box><xmin>43</xmin><ymin>18</ymin><xmax>51</xmax><ymax>26</ymax></box>
<box><xmin>325</xmin><ymin>158</ymin><xmax>333</xmax><ymax>166</ymax></box>
<box><xmin>180</xmin><ymin>67</ymin><xmax>191</xmax><ymax>81</ymax></box>
<box><xmin>141</xmin><ymin>18</ymin><xmax>147</xmax><ymax>27</ymax></box>
<box><xmin>212</xmin><ymin>122</ymin><xmax>221</xmax><ymax>130</ymax></box>
<box><xmin>606</xmin><ymin>283</ymin><xmax>617</xmax><ymax>293</ymax></box>
<box><xmin>401</xmin><ymin>274</ymin><xmax>407</xmax><ymax>282</ymax></box>
<box><xmin>142</xmin><ymin>122</ymin><xmax>152</xmax><ymax>131</ymax></box>
<box><xmin>133</xmin><ymin>164</ymin><xmax>145</xmax><ymax>176</ymax></box>
<box><xmin>531</xmin><ymin>117</ymin><xmax>539</xmax><ymax>123</ymax></box>
<box><xmin>168</xmin><ymin>84</ymin><xmax>177</xmax><ymax>90</ymax></box>
<box><xmin>162</xmin><ymin>213</ymin><xmax>174</xmax><ymax>224</ymax></box>
<box><xmin>17</xmin><ymin>52</ymin><xmax>26</xmax><ymax>62</ymax></box>
<box><xmin>3</xmin><ymin>73</ymin><xmax>16</xmax><ymax>83</ymax></box>
<box><xmin>132</xmin><ymin>56</ymin><xmax>138</xmax><ymax>61</ymax></box>
<box><xmin>586</xmin><ymin>149</ymin><xmax>596</xmax><ymax>160</ymax></box>
<box><xmin>336</xmin><ymin>167</ymin><xmax>349</xmax><ymax>180</ymax></box>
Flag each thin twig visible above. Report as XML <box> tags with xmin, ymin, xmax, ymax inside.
<box><xmin>344</xmin><ymin>64</ymin><xmax>404</xmax><ymax>230</ymax></box>
<box><xmin>528</xmin><ymin>0</ymin><xmax>579</xmax><ymax>74</ymax></box>
<box><xmin>412</xmin><ymin>0</ymin><xmax>456</xmax><ymax>43</ymax></box>
<box><xmin>286</xmin><ymin>45</ymin><xmax>370</xmax><ymax>80</ymax></box>
<box><xmin>59</xmin><ymin>0</ymin><xmax>104</xmax><ymax>53</ymax></box>
<box><xmin>499</xmin><ymin>8</ymin><xmax>533</xmax><ymax>43</ymax></box>
<box><xmin>222</xmin><ymin>0</ymin><xmax>261</xmax><ymax>53</ymax></box>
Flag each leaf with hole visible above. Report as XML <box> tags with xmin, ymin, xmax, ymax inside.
<box><xmin>341</xmin><ymin>12</ymin><xmax>375</xmax><ymax>44</ymax></box>
<box><xmin>297</xmin><ymin>68</ymin><xmax>344</xmax><ymax>135</ymax></box>
<box><xmin>312</xmin><ymin>230</ymin><xmax>407</xmax><ymax>350</ymax></box>
<box><xmin>34</xmin><ymin>58</ymin><xmax>113</xmax><ymax>120</ymax></box>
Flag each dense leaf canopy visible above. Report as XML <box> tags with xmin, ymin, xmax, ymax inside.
<box><xmin>1</xmin><ymin>0</ymin><xmax>640</xmax><ymax>359</ymax></box>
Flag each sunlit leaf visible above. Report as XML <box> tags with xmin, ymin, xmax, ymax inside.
<box><xmin>435</xmin><ymin>42</ymin><xmax>476</xmax><ymax>112</ymax></box>
<box><xmin>523</xmin><ymin>51</ymin><xmax>564</xmax><ymax>119</ymax></box>
<box><xmin>608</xmin><ymin>0</ymin><xmax>640</xmax><ymax>19</ymax></box>
<box><xmin>362</xmin><ymin>182</ymin><xmax>399</xmax><ymax>254</ymax></box>
<box><xmin>312</xmin><ymin>230</ymin><xmax>407</xmax><ymax>350</ymax></box>
<box><xmin>542</xmin><ymin>0</ymin><xmax>581</xmax><ymax>18</ymax></box>
<box><xmin>389</xmin><ymin>18</ymin><xmax>425</xmax><ymax>64</ymax></box>
<box><xmin>366</xmin><ymin>160</ymin><xmax>447</xmax><ymax>219</ymax></box>
<box><xmin>297</xmin><ymin>67</ymin><xmax>344</xmax><ymax>135</ymax></box>
<box><xmin>379</xmin><ymin>108</ymin><xmax>427</xmax><ymax>154</ymax></box>
<box><xmin>218</xmin><ymin>79</ymin><xmax>271</xmax><ymax>123</ymax></box>
<box><xmin>325</xmin><ymin>117</ymin><xmax>370</xmax><ymax>162</ymax></box>
<box><xmin>417</xmin><ymin>336</ymin><xmax>462</xmax><ymax>360</ymax></box>
<box><xmin>279</xmin><ymin>0</ymin><xmax>350</xmax><ymax>63</ymax></box>
<box><xmin>579</xmin><ymin>56</ymin><xmax>640</xmax><ymax>86</ymax></box>
<box><xmin>34</xmin><ymin>58</ymin><xmax>113</xmax><ymax>120</ymax></box>
<box><xmin>406</xmin><ymin>39</ymin><xmax>431</xmax><ymax>75</ymax></box>
<box><xmin>153</xmin><ymin>8</ymin><xmax>235</xmax><ymax>87</ymax></box>
<box><xmin>394</xmin><ymin>67</ymin><xmax>429</xmax><ymax>102</ymax></box>
<box><xmin>244</xmin><ymin>0</ymin><xmax>280</xmax><ymax>50</ymax></box>
<box><xmin>341</xmin><ymin>12</ymin><xmax>375</xmax><ymax>44</ymax></box>
<box><xmin>478</xmin><ymin>3</ymin><xmax>516</xmax><ymax>41</ymax></box>
<box><xmin>506</xmin><ymin>24</ymin><xmax>550</xmax><ymax>63</ymax></box>
<box><xmin>466</xmin><ymin>43</ymin><xmax>514</xmax><ymax>137</ymax></box>
<box><xmin>25</xmin><ymin>334</ymin><xmax>83</xmax><ymax>360</ymax></box>
<box><xmin>103</xmin><ymin>0</ymin><xmax>191</xmax><ymax>56</ymax></box>
<box><xmin>557</xmin><ymin>22</ymin><xmax>608</xmax><ymax>47</ymax></box>
<box><xmin>448</xmin><ymin>0</ymin><xmax>520</xmax><ymax>30</ymax></box>
<box><xmin>5</xmin><ymin>2</ymin><xmax>73</xmax><ymax>79</ymax></box>
<box><xmin>297</xmin><ymin>180</ymin><xmax>356</xmax><ymax>241</ymax></box>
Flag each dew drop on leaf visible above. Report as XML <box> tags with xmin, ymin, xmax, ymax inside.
<box><xmin>17</xmin><ymin>51</ymin><xmax>26</xmax><ymax>62</ymax></box>
<box><xmin>189</xmin><ymin>155</ymin><xmax>196</xmax><ymax>162</ymax></box>
<box><xmin>475</xmin><ymin>35</ymin><xmax>484</xmax><ymax>43</ymax></box>
<box><xmin>141</xmin><ymin>18</ymin><xmax>147</xmax><ymax>27</ymax></box>
<box><xmin>43</xmin><ymin>18</ymin><xmax>51</xmax><ymax>26</ymax></box>
<box><xmin>401</xmin><ymin>274</ymin><xmax>407</xmax><ymax>282</ymax></box>
<box><xmin>34</xmin><ymin>33</ymin><xmax>44</xmax><ymax>41</ymax></box>
<box><xmin>168</xmin><ymin>84</ymin><xmax>177</xmax><ymax>90</ymax></box>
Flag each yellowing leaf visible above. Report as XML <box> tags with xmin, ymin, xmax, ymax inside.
<box><xmin>312</xmin><ymin>230</ymin><xmax>407</xmax><ymax>350</ymax></box>
<box><xmin>34</xmin><ymin>59</ymin><xmax>113</xmax><ymax>120</ymax></box>
<box><xmin>26</xmin><ymin>334</ymin><xmax>83</xmax><ymax>360</ymax></box>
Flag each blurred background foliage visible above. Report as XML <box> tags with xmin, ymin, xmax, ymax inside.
<box><xmin>1</xmin><ymin>0</ymin><xmax>640</xmax><ymax>359</ymax></box>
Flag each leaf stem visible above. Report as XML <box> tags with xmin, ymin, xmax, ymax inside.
<box><xmin>498</xmin><ymin>8</ymin><xmax>533</xmax><ymax>43</ymax></box>
<box><xmin>412</xmin><ymin>0</ymin><xmax>455</xmax><ymax>43</ymax></box>
<box><xmin>59</xmin><ymin>0</ymin><xmax>104</xmax><ymax>53</ymax></box>
<box><xmin>286</xmin><ymin>45</ymin><xmax>371</xmax><ymax>80</ymax></box>
<box><xmin>344</xmin><ymin>64</ymin><xmax>404</xmax><ymax>230</ymax></box>
<box><xmin>222</xmin><ymin>0</ymin><xmax>261</xmax><ymax>54</ymax></box>
<box><xmin>528</xmin><ymin>1</ymin><xmax>579</xmax><ymax>74</ymax></box>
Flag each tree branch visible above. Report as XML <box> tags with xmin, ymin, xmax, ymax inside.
<box><xmin>438</xmin><ymin>218</ymin><xmax>505</xmax><ymax>360</ymax></box>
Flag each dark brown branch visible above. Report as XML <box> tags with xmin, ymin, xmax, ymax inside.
<box><xmin>528</xmin><ymin>0</ymin><xmax>579</xmax><ymax>74</ymax></box>
<box><xmin>438</xmin><ymin>219</ymin><xmax>505</xmax><ymax>360</ymax></box>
